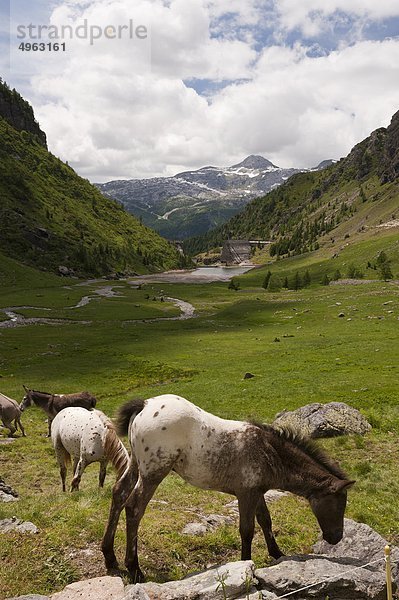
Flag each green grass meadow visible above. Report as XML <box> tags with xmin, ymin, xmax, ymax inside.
<box><xmin>1</xmin><ymin>254</ymin><xmax>399</xmax><ymax>597</ymax></box>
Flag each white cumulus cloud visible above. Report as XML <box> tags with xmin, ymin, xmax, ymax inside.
<box><xmin>8</xmin><ymin>0</ymin><xmax>399</xmax><ymax>180</ymax></box>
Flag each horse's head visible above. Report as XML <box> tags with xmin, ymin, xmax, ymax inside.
<box><xmin>309</xmin><ymin>479</ymin><xmax>355</xmax><ymax>545</ymax></box>
<box><xmin>20</xmin><ymin>386</ymin><xmax>33</xmax><ymax>411</ymax></box>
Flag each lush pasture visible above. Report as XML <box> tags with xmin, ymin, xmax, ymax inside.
<box><xmin>1</xmin><ymin>263</ymin><xmax>399</xmax><ymax>597</ymax></box>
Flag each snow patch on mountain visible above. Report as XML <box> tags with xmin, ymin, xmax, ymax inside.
<box><xmin>96</xmin><ymin>155</ymin><xmax>332</xmax><ymax>239</ymax></box>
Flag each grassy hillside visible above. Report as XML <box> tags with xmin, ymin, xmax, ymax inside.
<box><xmin>184</xmin><ymin>111</ymin><xmax>399</xmax><ymax>260</ymax></box>
<box><xmin>0</xmin><ymin>83</ymin><xmax>183</xmax><ymax>277</ymax></box>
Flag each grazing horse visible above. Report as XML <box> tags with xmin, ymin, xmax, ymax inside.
<box><xmin>51</xmin><ymin>407</ymin><xmax>129</xmax><ymax>492</ymax></box>
<box><xmin>20</xmin><ymin>386</ymin><xmax>97</xmax><ymax>436</ymax></box>
<box><xmin>102</xmin><ymin>395</ymin><xmax>355</xmax><ymax>581</ymax></box>
<box><xmin>0</xmin><ymin>392</ymin><xmax>26</xmax><ymax>437</ymax></box>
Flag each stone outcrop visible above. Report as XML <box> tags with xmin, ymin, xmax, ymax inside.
<box><xmin>51</xmin><ymin>577</ymin><xmax>124</xmax><ymax>600</ymax></box>
<box><xmin>0</xmin><ymin>477</ymin><xmax>19</xmax><ymax>502</ymax></box>
<box><xmin>7</xmin><ymin>596</ymin><xmax>49</xmax><ymax>600</ymax></box>
<box><xmin>0</xmin><ymin>517</ymin><xmax>38</xmax><ymax>534</ymax></box>
<box><xmin>314</xmin><ymin>518</ymin><xmax>399</xmax><ymax>587</ymax></box>
<box><xmin>257</xmin><ymin>555</ymin><xmax>388</xmax><ymax>599</ymax></box>
<box><xmin>0</xmin><ymin>490</ymin><xmax>19</xmax><ymax>502</ymax></box>
<box><xmin>273</xmin><ymin>401</ymin><xmax>371</xmax><ymax>438</ymax></box>
<box><xmin>125</xmin><ymin>561</ymin><xmax>256</xmax><ymax>600</ymax></box>
<box><xmin>379</xmin><ymin>109</ymin><xmax>399</xmax><ymax>183</ymax></box>
<box><xmin>0</xmin><ymin>81</ymin><xmax>47</xmax><ymax>147</ymax></box>
<box><xmin>7</xmin><ymin>520</ymin><xmax>397</xmax><ymax>600</ymax></box>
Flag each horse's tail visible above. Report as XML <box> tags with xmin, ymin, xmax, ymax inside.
<box><xmin>103</xmin><ymin>424</ymin><xmax>130</xmax><ymax>480</ymax></box>
<box><xmin>116</xmin><ymin>398</ymin><xmax>145</xmax><ymax>437</ymax></box>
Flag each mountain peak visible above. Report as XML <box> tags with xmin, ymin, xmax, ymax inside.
<box><xmin>231</xmin><ymin>155</ymin><xmax>277</xmax><ymax>170</ymax></box>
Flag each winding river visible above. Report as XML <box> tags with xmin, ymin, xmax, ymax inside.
<box><xmin>0</xmin><ymin>266</ymin><xmax>254</xmax><ymax>328</ymax></box>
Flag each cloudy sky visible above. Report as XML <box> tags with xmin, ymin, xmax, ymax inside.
<box><xmin>1</xmin><ymin>0</ymin><xmax>399</xmax><ymax>181</ymax></box>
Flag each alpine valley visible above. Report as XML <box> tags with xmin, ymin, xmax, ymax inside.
<box><xmin>96</xmin><ymin>156</ymin><xmax>333</xmax><ymax>240</ymax></box>
<box><xmin>185</xmin><ymin>109</ymin><xmax>399</xmax><ymax>268</ymax></box>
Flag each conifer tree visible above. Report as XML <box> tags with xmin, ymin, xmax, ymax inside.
<box><xmin>262</xmin><ymin>270</ymin><xmax>272</xmax><ymax>289</ymax></box>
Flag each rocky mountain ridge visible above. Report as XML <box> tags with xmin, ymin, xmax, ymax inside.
<box><xmin>0</xmin><ymin>79</ymin><xmax>47</xmax><ymax>147</ymax></box>
<box><xmin>96</xmin><ymin>156</ymin><xmax>334</xmax><ymax>240</ymax></box>
<box><xmin>184</xmin><ymin>109</ymin><xmax>399</xmax><ymax>256</ymax></box>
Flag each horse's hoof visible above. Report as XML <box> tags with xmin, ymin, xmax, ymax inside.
<box><xmin>107</xmin><ymin>565</ymin><xmax>123</xmax><ymax>576</ymax></box>
<box><xmin>129</xmin><ymin>569</ymin><xmax>145</xmax><ymax>584</ymax></box>
<box><xmin>104</xmin><ymin>558</ymin><xmax>123</xmax><ymax>576</ymax></box>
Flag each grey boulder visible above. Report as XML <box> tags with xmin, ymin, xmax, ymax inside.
<box><xmin>123</xmin><ymin>561</ymin><xmax>256</xmax><ymax>600</ymax></box>
<box><xmin>273</xmin><ymin>402</ymin><xmax>371</xmax><ymax>438</ymax></box>
<box><xmin>6</xmin><ymin>596</ymin><xmax>49</xmax><ymax>600</ymax></box>
<box><xmin>0</xmin><ymin>517</ymin><xmax>38</xmax><ymax>534</ymax></box>
<box><xmin>50</xmin><ymin>576</ymin><xmax>125</xmax><ymax>600</ymax></box>
<box><xmin>314</xmin><ymin>518</ymin><xmax>399</xmax><ymax>586</ymax></box>
<box><xmin>256</xmin><ymin>555</ymin><xmax>388</xmax><ymax>599</ymax></box>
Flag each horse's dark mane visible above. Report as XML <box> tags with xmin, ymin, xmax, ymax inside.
<box><xmin>31</xmin><ymin>389</ymin><xmax>52</xmax><ymax>397</ymax></box>
<box><xmin>252</xmin><ymin>421</ymin><xmax>348</xmax><ymax>480</ymax></box>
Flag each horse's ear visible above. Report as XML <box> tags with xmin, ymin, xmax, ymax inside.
<box><xmin>332</xmin><ymin>479</ymin><xmax>356</xmax><ymax>493</ymax></box>
<box><xmin>23</xmin><ymin>384</ymin><xmax>30</xmax><ymax>392</ymax></box>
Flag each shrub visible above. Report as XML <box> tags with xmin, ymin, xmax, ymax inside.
<box><xmin>262</xmin><ymin>271</ymin><xmax>272</xmax><ymax>289</ymax></box>
<box><xmin>228</xmin><ymin>278</ymin><xmax>240</xmax><ymax>291</ymax></box>
<box><xmin>332</xmin><ymin>269</ymin><xmax>341</xmax><ymax>280</ymax></box>
<box><xmin>321</xmin><ymin>273</ymin><xmax>330</xmax><ymax>286</ymax></box>
<box><xmin>303</xmin><ymin>270</ymin><xmax>311</xmax><ymax>286</ymax></box>
<box><xmin>289</xmin><ymin>271</ymin><xmax>302</xmax><ymax>291</ymax></box>
<box><xmin>376</xmin><ymin>251</ymin><xmax>393</xmax><ymax>280</ymax></box>
<box><xmin>267</xmin><ymin>274</ymin><xmax>282</xmax><ymax>292</ymax></box>
<box><xmin>347</xmin><ymin>264</ymin><xmax>364</xmax><ymax>279</ymax></box>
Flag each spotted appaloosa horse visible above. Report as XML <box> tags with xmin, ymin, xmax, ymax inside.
<box><xmin>0</xmin><ymin>392</ymin><xmax>25</xmax><ymax>437</ymax></box>
<box><xmin>20</xmin><ymin>386</ymin><xmax>97</xmax><ymax>436</ymax></box>
<box><xmin>102</xmin><ymin>394</ymin><xmax>355</xmax><ymax>581</ymax></box>
<box><xmin>51</xmin><ymin>407</ymin><xmax>129</xmax><ymax>492</ymax></box>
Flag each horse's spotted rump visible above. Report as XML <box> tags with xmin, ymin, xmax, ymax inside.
<box><xmin>51</xmin><ymin>407</ymin><xmax>128</xmax><ymax>492</ymax></box>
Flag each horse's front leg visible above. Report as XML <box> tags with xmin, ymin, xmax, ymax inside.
<box><xmin>256</xmin><ymin>495</ymin><xmax>284</xmax><ymax>559</ymax></box>
<box><xmin>102</xmin><ymin>462</ymin><xmax>137</xmax><ymax>573</ymax></box>
<box><xmin>124</xmin><ymin>472</ymin><xmax>166</xmax><ymax>581</ymax></box>
<box><xmin>47</xmin><ymin>417</ymin><xmax>53</xmax><ymax>437</ymax></box>
<box><xmin>237</xmin><ymin>491</ymin><xmax>260</xmax><ymax>560</ymax></box>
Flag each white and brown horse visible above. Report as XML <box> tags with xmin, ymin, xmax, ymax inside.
<box><xmin>102</xmin><ymin>394</ymin><xmax>355</xmax><ymax>581</ymax></box>
<box><xmin>0</xmin><ymin>392</ymin><xmax>25</xmax><ymax>437</ymax></box>
<box><xmin>20</xmin><ymin>386</ymin><xmax>97</xmax><ymax>435</ymax></box>
<box><xmin>51</xmin><ymin>407</ymin><xmax>129</xmax><ymax>492</ymax></box>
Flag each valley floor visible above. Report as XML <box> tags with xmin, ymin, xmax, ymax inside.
<box><xmin>0</xmin><ymin>260</ymin><xmax>399</xmax><ymax>597</ymax></box>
